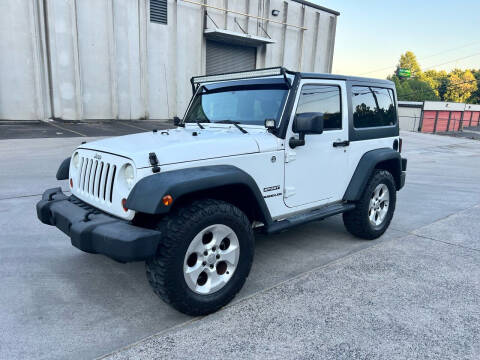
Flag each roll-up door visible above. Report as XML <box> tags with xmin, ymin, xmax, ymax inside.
<box><xmin>206</xmin><ymin>40</ymin><xmax>256</xmax><ymax>75</ymax></box>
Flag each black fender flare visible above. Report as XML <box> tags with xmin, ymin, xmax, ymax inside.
<box><xmin>126</xmin><ymin>165</ymin><xmax>272</xmax><ymax>224</ymax></box>
<box><xmin>56</xmin><ymin>157</ymin><xmax>71</xmax><ymax>180</ymax></box>
<box><xmin>343</xmin><ymin>148</ymin><xmax>402</xmax><ymax>201</ymax></box>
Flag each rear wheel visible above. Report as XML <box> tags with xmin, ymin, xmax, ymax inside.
<box><xmin>343</xmin><ymin>170</ymin><xmax>396</xmax><ymax>240</ymax></box>
<box><xmin>146</xmin><ymin>199</ymin><xmax>254</xmax><ymax>316</ymax></box>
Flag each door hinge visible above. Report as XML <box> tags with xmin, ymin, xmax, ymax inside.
<box><xmin>285</xmin><ymin>150</ymin><xmax>296</xmax><ymax>163</ymax></box>
<box><xmin>284</xmin><ymin>186</ymin><xmax>296</xmax><ymax>198</ymax></box>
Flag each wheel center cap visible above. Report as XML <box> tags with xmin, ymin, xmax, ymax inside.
<box><xmin>207</xmin><ymin>253</ymin><xmax>216</xmax><ymax>265</ymax></box>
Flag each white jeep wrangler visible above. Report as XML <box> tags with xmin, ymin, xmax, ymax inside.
<box><xmin>37</xmin><ymin>68</ymin><xmax>407</xmax><ymax>315</ymax></box>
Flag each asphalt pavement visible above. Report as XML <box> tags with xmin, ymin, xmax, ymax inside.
<box><xmin>1</xmin><ymin>130</ymin><xmax>479</xmax><ymax>359</ymax></box>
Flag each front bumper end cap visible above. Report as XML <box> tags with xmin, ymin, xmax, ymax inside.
<box><xmin>36</xmin><ymin>188</ymin><xmax>161</xmax><ymax>262</ymax></box>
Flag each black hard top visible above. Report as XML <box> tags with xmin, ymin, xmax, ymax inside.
<box><xmin>202</xmin><ymin>73</ymin><xmax>394</xmax><ymax>89</ymax></box>
<box><xmin>298</xmin><ymin>72</ymin><xmax>394</xmax><ymax>85</ymax></box>
<box><xmin>192</xmin><ymin>67</ymin><xmax>394</xmax><ymax>89</ymax></box>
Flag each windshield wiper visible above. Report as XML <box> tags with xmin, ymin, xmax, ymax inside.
<box><xmin>215</xmin><ymin>120</ymin><xmax>248</xmax><ymax>134</ymax></box>
<box><xmin>184</xmin><ymin>118</ymin><xmax>206</xmax><ymax>129</ymax></box>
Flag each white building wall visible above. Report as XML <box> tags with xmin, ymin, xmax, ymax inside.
<box><xmin>0</xmin><ymin>0</ymin><xmax>49</xmax><ymax>120</ymax></box>
<box><xmin>0</xmin><ymin>0</ymin><xmax>338</xmax><ymax>121</ymax></box>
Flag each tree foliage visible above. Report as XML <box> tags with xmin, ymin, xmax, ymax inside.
<box><xmin>397</xmin><ymin>51</ymin><xmax>422</xmax><ymax>78</ymax></box>
<box><xmin>389</xmin><ymin>76</ymin><xmax>439</xmax><ymax>101</ymax></box>
<box><xmin>466</xmin><ymin>69</ymin><xmax>480</xmax><ymax>104</ymax></box>
<box><xmin>390</xmin><ymin>51</ymin><xmax>478</xmax><ymax>103</ymax></box>
<box><xmin>444</xmin><ymin>69</ymin><xmax>477</xmax><ymax>103</ymax></box>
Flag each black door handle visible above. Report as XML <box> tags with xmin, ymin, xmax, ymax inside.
<box><xmin>333</xmin><ymin>140</ymin><xmax>350</xmax><ymax>147</ymax></box>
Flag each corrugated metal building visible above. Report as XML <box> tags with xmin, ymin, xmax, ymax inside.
<box><xmin>0</xmin><ymin>0</ymin><xmax>339</xmax><ymax>121</ymax></box>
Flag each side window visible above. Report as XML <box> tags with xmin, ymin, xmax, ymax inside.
<box><xmin>352</xmin><ymin>86</ymin><xmax>396</xmax><ymax>128</ymax></box>
<box><xmin>295</xmin><ymin>85</ymin><xmax>342</xmax><ymax>130</ymax></box>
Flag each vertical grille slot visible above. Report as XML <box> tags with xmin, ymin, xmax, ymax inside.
<box><xmin>103</xmin><ymin>164</ymin><xmax>111</xmax><ymax>201</ymax></box>
<box><xmin>96</xmin><ymin>162</ymin><xmax>104</xmax><ymax>198</ymax></box>
<box><xmin>105</xmin><ymin>165</ymin><xmax>115</xmax><ymax>203</ymax></box>
<box><xmin>109</xmin><ymin>166</ymin><xmax>117</xmax><ymax>203</ymax></box>
<box><xmin>84</xmin><ymin>159</ymin><xmax>93</xmax><ymax>191</ymax></box>
<box><xmin>91</xmin><ymin>160</ymin><xmax>99</xmax><ymax>195</ymax></box>
<box><xmin>80</xmin><ymin>157</ymin><xmax>87</xmax><ymax>190</ymax></box>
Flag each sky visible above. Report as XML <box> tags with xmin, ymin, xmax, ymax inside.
<box><xmin>312</xmin><ymin>0</ymin><xmax>480</xmax><ymax>79</ymax></box>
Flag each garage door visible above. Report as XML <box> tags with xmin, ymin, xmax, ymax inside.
<box><xmin>206</xmin><ymin>40</ymin><xmax>256</xmax><ymax>75</ymax></box>
<box><xmin>421</xmin><ymin>111</ymin><xmax>436</xmax><ymax>133</ymax></box>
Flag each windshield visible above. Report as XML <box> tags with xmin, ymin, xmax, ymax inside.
<box><xmin>184</xmin><ymin>85</ymin><xmax>289</xmax><ymax>126</ymax></box>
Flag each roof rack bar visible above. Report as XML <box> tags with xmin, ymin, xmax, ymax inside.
<box><xmin>190</xmin><ymin>67</ymin><xmax>295</xmax><ymax>90</ymax></box>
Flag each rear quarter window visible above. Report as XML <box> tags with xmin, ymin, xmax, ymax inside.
<box><xmin>352</xmin><ymin>86</ymin><xmax>396</xmax><ymax>128</ymax></box>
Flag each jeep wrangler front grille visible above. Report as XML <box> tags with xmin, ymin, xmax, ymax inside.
<box><xmin>77</xmin><ymin>156</ymin><xmax>117</xmax><ymax>203</ymax></box>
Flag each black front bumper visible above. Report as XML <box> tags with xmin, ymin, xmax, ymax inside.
<box><xmin>36</xmin><ymin>188</ymin><xmax>161</xmax><ymax>262</ymax></box>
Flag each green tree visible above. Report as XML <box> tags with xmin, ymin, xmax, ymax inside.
<box><xmin>444</xmin><ymin>69</ymin><xmax>477</xmax><ymax>103</ymax></box>
<box><xmin>423</xmin><ymin>70</ymin><xmax>448</xmax><ymax>99</ymax></box>
<box><xmin>467</xmin><ymin>69</ymin><xmax>480</xmax><ymax>104</ymax></box>
<box><xmin>397</xmin><ymin>51</ymin><xmax>422</xmax><ymax>78</ymax></box>
<box><xmin>390</xmin><ymin>75</ymin><xmax>439</xmax><ymax>101</ymax></box>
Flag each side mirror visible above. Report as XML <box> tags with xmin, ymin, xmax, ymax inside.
<box><xmin>173</xmin><ymin>116</ymin><xmax>181</xmax><ymax>126</ymax></box>
<box><xmin>290</xmin><ymin>112</ymin><xmax>324</xmax><ymax>148</ymax></box>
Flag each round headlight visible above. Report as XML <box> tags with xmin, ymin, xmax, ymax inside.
<box><xmin>124</xmin><ymin>164</ymin><xmax>135</xmax><ymax>188</ymax></box>
<box><xmin>72</xmin><ymin>152</ymin><xmax>80</xmax><ymax>168</ymax></box>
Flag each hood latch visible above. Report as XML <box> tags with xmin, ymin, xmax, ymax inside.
<box><xmin>149</xmin><ymin>152</ymin><xmax>161</xmax><ymax>173</ymax></box>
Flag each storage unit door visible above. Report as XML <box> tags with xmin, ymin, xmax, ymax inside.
<box><xmin>421</xmin><ymin>111</ymin><xmax>436</xmax><ymax>133</ymax></box>
<box><xmin>206</xmin><ymin>40</ymin><xmax>256</xmax><ymax>75</ymax></box>
<box><xmin>472</xmin><ymin>112</ymin><xmax>480</xmax><ymax>127</ymax></box>
<box><xmin>435</xmin><ymin>111</ymin><xmax>450</xmax><ymax>132</ymax></box>
<box><xmin>463</xmin><ymin>111</ymin><xmax>472</xmax><ymax>128</ymax></box>
<box><xmin>449</xmin><ymin>111</ymin><xmax>462</xmax><ymax>131</ymax></box>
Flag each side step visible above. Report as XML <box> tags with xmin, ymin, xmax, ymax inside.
<box><xmin>265</xmin><ymin>203</ymin><xmax>356</xmax><ymax>234</ymax></box>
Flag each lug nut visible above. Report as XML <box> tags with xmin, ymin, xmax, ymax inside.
<box><xmin>204</xmin><ymin>251</ymin><xmax>208</xmax><ymax>256</ymax></box>
<box><xmin>202</xmin><ymin>261</ymin><xmax>206</xmax><ymax>266</ymax></box>
<box><xmin>210</xmin><ymin>264</ymin><xmax>214</xmax><ymax>269</ymax></box>
<box><xmin>212</xmin><ymin>246</ymin><xmax>216</xmax><ymax>251</ymax></box>
<box><xmin>216</xmin><ymin>254</ymin><xmax>220</xmax><ymax>259</ymax></box>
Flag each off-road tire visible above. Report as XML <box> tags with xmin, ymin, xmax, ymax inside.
<box><xmin>145</xmin><ymin>199</ymin><xmax>254</xmax><ymax>316</ymax></box>
<box><xmin>343</xmin><ymin>170</ymin><xmax>396</xmax><ymax>240</ymax></box>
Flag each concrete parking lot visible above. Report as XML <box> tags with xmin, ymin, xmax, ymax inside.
<box><xmin>1</xmin><ymin>130</ymin><xmax>480</xmax><ymax>359</ymax></box>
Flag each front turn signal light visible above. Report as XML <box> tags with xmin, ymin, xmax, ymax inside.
<box><xmin>121</xmin><ymin>198</ymin><xmax>128</xmax><ymax>212</ymax></box>
<box><xmin>162</xmin><ymin>195</ymin><xmax>173</xmax><ymax>206</ymax></box>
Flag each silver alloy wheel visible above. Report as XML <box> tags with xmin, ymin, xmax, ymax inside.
<box><xmin>368</xmin><ymin>183</ymin><xmax>390</xmax><ymax>227</ymax></box>
<box><xmin>183</xmin><ymin>224</ymin><xmax>240</xmax><ymax>295</ymax></box>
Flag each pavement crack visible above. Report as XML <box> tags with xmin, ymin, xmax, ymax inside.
<box><xmin>410</xmin><ymin>233</ymin><xmax>480</xmax><ymax>254</ymax></box>
<box><xmin>0</xmin><ymin>190</ymin><xmax>70</xmax><ymax>201</ymax></box>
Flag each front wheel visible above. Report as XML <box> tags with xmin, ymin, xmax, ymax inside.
<box><xmin>343</xmin><ymin>170</ymin><xmax>396</xmax><ymax>240</ymax></box>
<box><xmin>146</xmin><ymin>199</ymin><xmax>254</xmax><ymax>316</ymax></box>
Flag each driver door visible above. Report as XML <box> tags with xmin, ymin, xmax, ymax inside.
<box><xmin>284</xmin><ymin>80</ymin><xmax>349</xmax><ymax>208</ymax></box>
